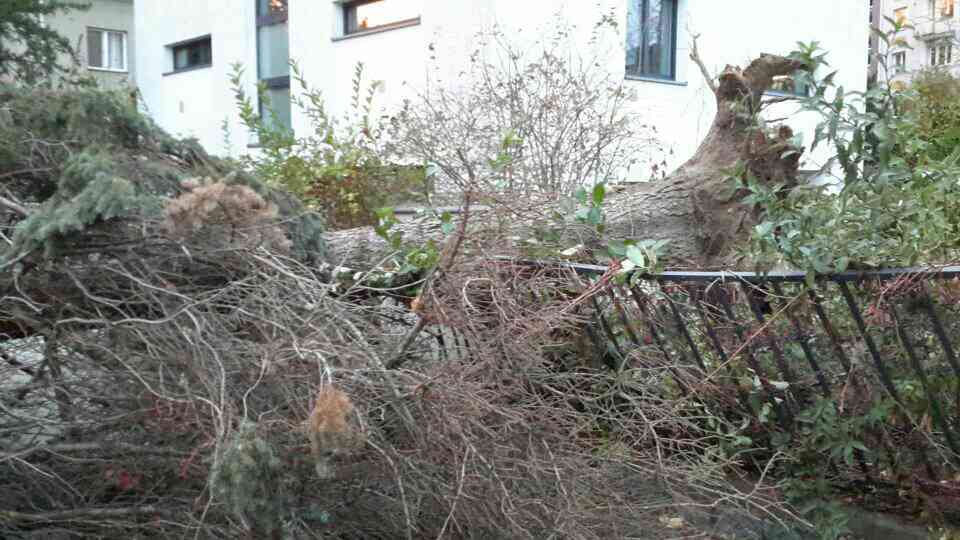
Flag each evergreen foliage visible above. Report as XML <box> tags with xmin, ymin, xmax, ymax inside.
<box><xmin>210</xmin><ymin>421</ymin><xmax>289</xmax><ymax>537</ymax></box>
<box><xmin>0</xmin><ymin>0</ymin><xmax>89</xmax><ymax>84</ymax></box>
<box><xmin>12</xmin><ymin>150</ymin><xmax>159</xmax><ymax>256</ymax></box>
<box><xmin>0</xmin><ymin>84</ymin><xmax>324</xmax><ymax>262</ymax></box>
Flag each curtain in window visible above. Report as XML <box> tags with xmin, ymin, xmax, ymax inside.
<box><xmin>641</xmin><ymin>0</ymin><xmax>674</xmax><ymax>79</ymax></box>
<box><xmin>88</xmin><ymin>29</ymin><xmax>103</xmax><ymax>68</ymax></box>
<box><xmin>624</xmin><ymin>0</ymin><xmax>676</xmax><ymax>79</ymax></box>
<box><xmin>625</xmin><ymin>2</ymin><xmax>642</xmax><ymax>72</ymax></box>
<box><xmin>108</xmin><ymin>32</ymin><xmax>124</xmax><ymax>70</ymax></box>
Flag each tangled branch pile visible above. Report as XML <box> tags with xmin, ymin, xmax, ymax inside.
<box><xmin>0</xmin><ymin>84</ymin><xmax>804</xmax><ymax>538</ymax></box>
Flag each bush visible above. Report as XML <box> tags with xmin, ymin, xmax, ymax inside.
<box><xmin>389</xmin><ymin>14</ymin><xmax>659</xmax><ymax>197</ymax></box>
<box><xmin>741</xmin><ymin>42</ymin><xmax>960</xmax><ymax>274</ymax></box>
<box><xmin>896</xmin><ymin>69</ymin><xmax>960</xmax><ymax>165</ymax></box>
<box><xmin>231</xmin><ymin>63</ymin><xmax>428</xmax><ymax>230</ymax></box>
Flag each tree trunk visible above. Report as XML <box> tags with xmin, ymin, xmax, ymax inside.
<box><xmin>322</xmin><ymin>53</ymin><xmax>807</xmax><ymax>270</ymax></box>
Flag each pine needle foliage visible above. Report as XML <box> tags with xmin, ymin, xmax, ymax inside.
<box><xmin>0</xmin><ymin>0</ymin><xmax>90</xmax><ymax>84</ymax></box>
<box><xmin>210</xmin><ymin>420</ymin><xmax>289</xmax><ymax>537</ymax></box>
<box><xmin>0</xmin><ymin>84</ymin><xmax>325</xmax><ymax>262</ymax></box>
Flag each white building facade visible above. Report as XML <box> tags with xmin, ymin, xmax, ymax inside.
<box><xmin>134</xmin><ymin>0</ymin><xmax>869</xmax><ymax>180</ymax></box>
<box><xmin>876</xmin><ymin>0</ymin><xmax>960</xmax><ymax>85</ymax></box>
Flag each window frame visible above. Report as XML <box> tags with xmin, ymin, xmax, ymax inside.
<box><xmin>930</xmin><ymin>40</ymin><xmax>953</xmax><ymax>66</ymax></box>
<box><xmin>86</xmin><ymin>27</ymin><xmax>128</xmax><ymax>73</ymax></box>
<box><xmin>933</xmin><ymin>0</ymin><xmax>955</xmax><ymax>18</ymax></box>
<box><xmin>166</xmin><ymin>35</ymin><xmax>213</xmax><ymax>75</ymax></box>
<box><xmin>893</xmin><ymin>51</ymin><xmax>907</xmax><ymax>72</ymax></box>
<box><xmin>625</xmin><ymin>0</ymin><xmax>679</xmax><ymax>82</ymax></box>
<box><xmin>340</xmin><ymin>0</ymin><xmax>422</xmax><ymax>37</ymax></box>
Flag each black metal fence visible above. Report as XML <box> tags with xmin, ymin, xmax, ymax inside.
<box><xmin>512</xmin><ymin>259</ymin><xmax>960</xmax><ymax>497</ymax></box>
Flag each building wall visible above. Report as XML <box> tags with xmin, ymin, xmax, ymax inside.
<box><xmin>877</xmin><ymin>0</ymin><xmax>960</xmax><ymax>85</ymax></box>
<box><xmin>134</xmin><ymin>0</ymin><xmax>258</xmax><ymax>151</ymax></box>
<box><xmin>136</xmin><ymin>0</ymin><xmax>869</xmax><ymax>181</ymax></box>
<box><xmin>46</xmin><ymin>0</ymin><xmax>135</xmax><ymax>88</ymax></box>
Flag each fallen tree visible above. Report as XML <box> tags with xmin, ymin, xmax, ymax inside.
<box><xmin>323</xmin><ymin>46</ymin><xmax>807</xmax><ymax>270</ymax></box>
<box><xmin>0</xmin><ymin>83</ymin><xmax>800</xmax><ymax>539</ymax></box>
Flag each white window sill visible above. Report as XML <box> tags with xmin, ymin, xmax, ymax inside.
<box><xmin>332</xmin><ymin>17</ymin><xmax>421</xmax><ymax>42</ymax></box>
<box><xmin>624</xmin><ymin>74</ymin><xmax>687</xmax><ymax>87</ymax></box>
<box><xmin>87</xmin><ymin>66</ymin><xmax>128</xmax><ymax>74</ymax></box>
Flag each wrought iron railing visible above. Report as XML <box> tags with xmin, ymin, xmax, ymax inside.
<box><xmin>506</xmin><ymin>259</ymin><xmax>960</xmax><ymax>490</ymax></box>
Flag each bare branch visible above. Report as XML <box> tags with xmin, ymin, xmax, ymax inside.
<box><xmin>1</xmin><ymin>506</ymin><xmax>163</xmax><ymax>523</ymax></box>
<box><xmin>0</xmin><ymin>194</ymin><xmax>27</xmax><ymax>217</ymax></box>
<box><xmin>690</xmin><ymin>34</ymin><xmax>718</xmax><ymax>95</ymax></box>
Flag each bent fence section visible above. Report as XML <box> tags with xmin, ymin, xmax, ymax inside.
<box><xmin>506</xmin><ymin>259</ymin><xmax>960</xmax><ymax>502</ymax></box>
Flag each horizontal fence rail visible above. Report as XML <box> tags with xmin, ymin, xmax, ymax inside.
<box><xmin>499</xmin><ymin>256</ymin><xmax>960</xmax><ymax>283</ymax></box>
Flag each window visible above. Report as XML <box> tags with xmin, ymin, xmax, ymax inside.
<box><xmin>894</xmin><ymin>6</ymin><xmax>908</xmax><ymax>25</ymax></box>
<box><xmin>172</xmin><ymin>37</ymin><xmax>212</xmax><ymax>72</ymax></box>
<box><xmin>893</xmin><ymin>51</ymin><xmax>907</xmax><ymax>72</ymax></box>
<box><xmin>257</xmin><ymin>0</ymin><xmax>291</xmax><ymax>130</ymax></box>
<box><xmin>625</xmin><ymin>0</ymin><xmax>678</xmax><ymax>80</ymax></box>
<box><xmin>769</xmin><ymin>73</ymin><xmax>810</xmax><ymax>97</ymax></box>
<box><xmin>257</xmin><ymin>0</ymin><xmax>287</xmax><ymax>18</ymax></box>
<box><xmin>933</xmin><ymin>0</ymin><xmax>955</xmax><ymax>18</ymax></box>
<box><xmin>930</xmin><ymin>40</ymin><xmax>953</xmax><ymax>65</ymax></box>
<box><xmin>342</xmin><ymin>0</ymin><xmax>421</xmax><ymax>36</ymax></box>
<box><xmin>87</xmin><ymin>28</ymin><xmax>126</xmax><ymax>72</ymax></box>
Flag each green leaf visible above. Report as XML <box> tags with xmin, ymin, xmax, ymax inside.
<box><xmin>607</xmin><ymin>240</ymin><xmax>627</xmax><ymax>258</ymax></box>
<box><xmin>587</xmin><ymin>206</ymin><xmax>603</xmax><ymax>226</ymax></box>
<box><xmin>440</xmin><ymin>211</ymin><xmax>455</xmax><ymax>234</ymax></box>
<box><xmin>592</xmin><ymin>183</ymin><xmax>606</xmax><ymax>206</ymax></box>
<box><xmin>625</xmin><ymin>245</ymin><xmax>646</xmax><ymax>267</ymax></box>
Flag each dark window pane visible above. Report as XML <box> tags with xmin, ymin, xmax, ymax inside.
<box><xmin>625</xmin><ymin>0</ymin><xmax>676</xmax><ymax>79</ymax></box>
<box><xmin>770</xmin><ymin>73</ymin><xmax>809</xmax><ymax>97</ymax></box>
<box><xmin>173</xmin><ymin>38</ymin><xmax>212</xmax><ymax>71</ymax></box>
<box><xmin>261</xmin><ymin>86</ymin><xmax>292</xmax><ymax>131</ymax></box>
<box><xmin>258</xmin><ymin>23</ymin><xmax>289</xmax><ymax>79</ymax></box>
<box><xmin>88</xmin><ymin>29</ymin><xmax>103</xmax><ymax>68</ymax></box>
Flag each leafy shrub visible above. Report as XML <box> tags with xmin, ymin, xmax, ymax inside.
<box><xmin>389</xmin><ymin>14</ymin><xmax>659</xmax><ymax>197</ymax></box>
<box><xmin>231</xmin><ymin>63</ymin><xmax>428</xmax><ymax>230</ymax></box>
<box><xmin>740</xmin><ymin>41</ymin><xmax>960</xmax><ymax>275</ymax></box>
<box><xmin>896</xmin><ymin>69</ymin><xmax>960</xmax><ymax>165</ymax></box>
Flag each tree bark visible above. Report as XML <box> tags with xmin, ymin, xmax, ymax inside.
<box><xmin>322</xmin><ymin>53</ymin><xmax>807</xmax><ymax>270</ymax></box>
